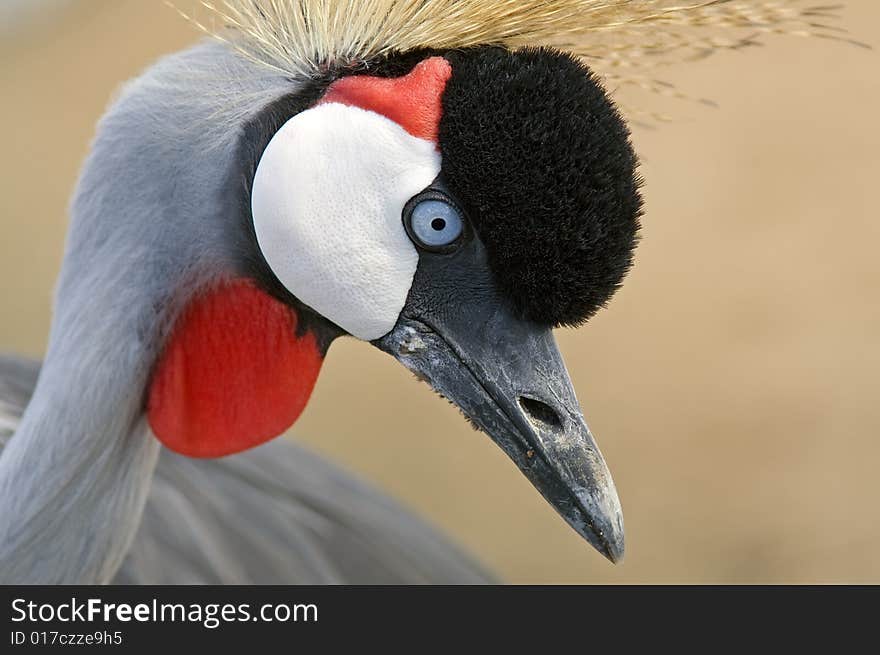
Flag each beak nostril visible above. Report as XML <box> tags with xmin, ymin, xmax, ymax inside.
<box><xmin>518</xmin><ymin>396</ymin><xmax>563</xmax><ymax>430</ymax></box>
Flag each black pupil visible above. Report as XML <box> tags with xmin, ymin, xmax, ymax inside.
<box><xmin>430</xmin><ymin>218</ymin><xmax>446</xmax><ymax>231</ymax></box>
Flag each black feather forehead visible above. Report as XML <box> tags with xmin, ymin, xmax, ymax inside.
<box><xmin>439</xmin><ymin>46</ymin><xmax>643</xmax><ymax>327</ymax></box>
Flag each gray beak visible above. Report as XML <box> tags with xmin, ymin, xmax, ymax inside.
<box><xmin>376</xmin><ymin>309</ymin><xmax>624</xmax><ymax>563</ymax></box>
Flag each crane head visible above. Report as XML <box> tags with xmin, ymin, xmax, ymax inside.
<box><xmin>241</xmin><ymin>47</ymin><xmax>638</xmax><ymax>561</ymax></box>
<box><xmin>130</xmin><ymin>45</ymin><xmax>640</xmax><ymax>563</ymax></box>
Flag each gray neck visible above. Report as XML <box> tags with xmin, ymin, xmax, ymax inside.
<box><xmin>0</xmin><ymin>41</ymin><xmax>297</xmax><ymax>583</ymax></box>
<box><xmin>0</xmin><ymin>369</ymin><xmax>160</xmax><ymax>583</ymax></box>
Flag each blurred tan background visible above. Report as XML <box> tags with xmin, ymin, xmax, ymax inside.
<box><xmin>1</xmin><ymin>1</ymin><xmax>878</xmax><ymax>583</ymax></box>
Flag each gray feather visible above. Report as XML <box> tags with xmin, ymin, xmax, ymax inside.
<box><xmin>0</xmin><ymin>355</ymin><xmax>38</xmax><ymax>446</ymax></box>
<box><xmin>0</xmin><ymin>356</ymin><xmax>494</xmax><ymax>584</ymax></box>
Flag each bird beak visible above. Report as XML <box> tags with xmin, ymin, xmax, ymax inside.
<box><xmin>375</xmin><ymin>308</ymin><xmax>625</xmax><ymax>563</ymax></box>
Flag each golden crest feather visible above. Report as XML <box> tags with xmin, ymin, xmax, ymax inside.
<box><xmin>173</xmin><ymin>1</ymin><xmax>861</xmax><ymax>117</ymax></box>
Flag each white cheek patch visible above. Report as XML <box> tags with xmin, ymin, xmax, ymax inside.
<box><xmin>251</xmin><ymin>103</ymin><xmax>441</xmax><ymax>340</ymax></box>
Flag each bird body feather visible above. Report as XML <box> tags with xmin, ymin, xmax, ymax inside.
<box><xmin>0</xmin><ymin>356</ymin><xmax>492</xmax><ymax>584</ymax></box>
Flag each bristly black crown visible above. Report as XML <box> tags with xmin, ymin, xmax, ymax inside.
<box><xmin>439</xmin><ymin>46</ymin><xmax>643</xmax><ymax>327</ymax></box>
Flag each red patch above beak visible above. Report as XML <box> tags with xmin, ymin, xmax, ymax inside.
<box><xmin>319</xmin><ymin>56</ymin><xmax>452</xmax><ymax>142</ymax></box>
<box><xmin>148</xmin><ymin>280</ymin><xmax>324</xmax><ymax>458</ymax></box>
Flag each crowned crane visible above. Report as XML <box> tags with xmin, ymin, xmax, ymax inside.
<box><xmin>0</xmin><ymin>1</ymin><xmax>847</xmax><ymax>584</ymax></box>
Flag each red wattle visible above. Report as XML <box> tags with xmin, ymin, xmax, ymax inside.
<box><xmin>147</xmin><ymin>279</ymin><xmax>323</xmax><ymax>458</ymax></box>
<box><xmin>319</xmin><ymin>56</ymin><xmax>452</xmax><ymax>142</ymax></box>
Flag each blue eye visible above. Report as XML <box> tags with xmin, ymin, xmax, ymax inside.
<box><xmin>406</xmin><ymin>198</ymin><xmax>464</xmax><ymax>251</ymax></box>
